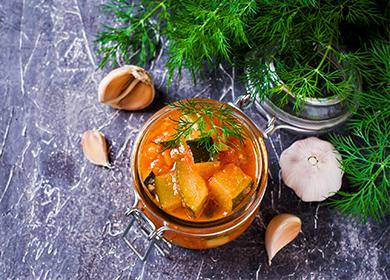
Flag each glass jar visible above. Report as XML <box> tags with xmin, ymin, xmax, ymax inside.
<box><xmin>243</xmin><ymin>49</ymin><xmax>361</xmax><ymax>135</ymax></box>
<box><xmin>123</xmin><ymin>99</ymin><xmax>268</xmax><ymax>260</ymax></box>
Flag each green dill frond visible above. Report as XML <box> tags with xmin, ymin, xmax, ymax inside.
<box><xmin>242</xmin><ymin>0</ymin><xmax>379</xmax><ymax>108</ymax></box>
<box><xmin>329</xmin><ymin>37</ymin><xmax>390</xmax><ymax>222</ymax></box>
<box><xmin>96</xmin><ymin>0</ymin><xmax>257</xmax><ymax>81</ymax></box>
<box><xmin>95</xmin><ymin>0</ymin><xmax>170</xmax><ymax>68</ymax></box>
<box><xmin>167</xmin><ymin>99</ymin><xmax>246</xmax><ymax>157</ymax></box>
<box><xmin>166</xmin><ymin>0</ymin><xmax>257</xmax><ymax>83</ymax></box>
<box><xmin>329</xmin><ymin>112</ymin><xmax>390</xmax><ymax>222</ymax></box>
<box><xmin>248</xmin><ymin>0</ymin><xmax>379</xmax><ymax>52</ymax></box>
<box><xmin>364</xmin><ymin>40</ymin><xmax>390</xmax><ymax>88</ymax></box>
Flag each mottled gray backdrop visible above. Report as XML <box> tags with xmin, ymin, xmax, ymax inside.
<box><xmin>0</xmin><ymin>1</ymin><xmax>389</xmax><ymax>279</ymax></box>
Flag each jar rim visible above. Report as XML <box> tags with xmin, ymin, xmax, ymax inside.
<box><xmin>130</xmin><ymin>98</ymin><xmax>268</xmax><ymax>231</ymax></box>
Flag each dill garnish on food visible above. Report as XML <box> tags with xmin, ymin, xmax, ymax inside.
<box><xmin>165</xmin><ymin>99</ymin><xmax>246</xmax><ymax>158</ymax></box>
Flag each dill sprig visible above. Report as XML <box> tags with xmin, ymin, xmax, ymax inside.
<box><xmin>95</xmin><ymin>0</ymin><xmax>170</xmax><ymax>68</ymax></box>
<box><xmin>167</xmin><ymin>99</ymin><xmax>246</xmax><ymax>157</ymax></box>
<box><xmin>329</xmin><ymin>112</ymin><xmax>390</xmax><ymax>222</ymax></box>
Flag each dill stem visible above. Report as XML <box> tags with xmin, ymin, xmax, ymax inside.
<box><xmin>297</xmin><ymin>41</ymin><xmax>333</xmax><ymax>92</ymax></box>
<box><xmin>125</xmin><ymin>1</ymin><xmax>166</xmax><ymax>35</ymax></box>
<box><xmin>178</xmin><ymin>117</ymin><xmax>201</xmax><ymax>140</ymax></box>
<box><xmin>316</xmin><ymin>41</ymin><xmax>333</xmax><ymax>71</ymax></box>
<box><xmin>198</xmin><ymin>3</ymin><xmax>223</xmax><ymax>31</ymax></box>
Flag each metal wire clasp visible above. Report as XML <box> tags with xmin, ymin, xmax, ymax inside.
<box><xmin>122</xmin><ymin>208</ymin><xmax>172</xmax><ymax>261</ymax></box>
<box><xmin>232</xmin><ymin>94</ymin><xmax>318</xmax><ymax>137</ymax></box>
<box><xmin>230</xmin><ymin>94</ymin><xmax>276</xmax><ymax>138</ymax></box>
<box><xmin>232</xmin><ymin>94</ymin><xmax>254</xmax><ymax>110</ymax></box>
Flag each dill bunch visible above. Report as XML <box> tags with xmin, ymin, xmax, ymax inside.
<box><xmin>244</xmin><ymin>44</ymin><xmax>365</xmax><ymax>110</ymax></box>
<box><xmin>96</xmin><ymin>0</ymin><xmax>382</xmax><ymax>92</ymax></box>
<box><xmin>329</xmin><ymin>40</ymin><xmax>390</xmax><ymax>222</ymax></box>
<box><xmin>165</xmin><ymin>0</ymin><xmax>257</xmax><ymax>81</ymax></box>
<box><xmin>243</xmin><ymin>0</ymin><xmax>380</xmax><ymax>109</ymax></box>
<box><xmin>167</xmin><ymin>99</ymin><xmax>246</xmax><ymax>157</ymax></box>
<box><xmin>96</xmin><ymin>0</ymin><xmax>257</xmax><ymax>81</ymax></box>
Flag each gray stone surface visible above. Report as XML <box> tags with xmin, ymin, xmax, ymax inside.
<box><xmin>0</xmin><ymin>0</ymin><xmax>389</xmax><ymax>279</ymax></box>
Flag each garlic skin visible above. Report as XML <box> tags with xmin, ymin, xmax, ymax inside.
<box><xmin>280</xmin><ymin>137</ymin><xmax>343</xmax><ymax>202</ymax></box>
<box><xmin>98</xmin><ymin>65</ymin><xmax>155</xmax><ymax>110</ymax></box>
<box><xmin>81</xmin><ymin>130</ymin><xmax>110</xmax><ymax>167</ymax></box>
<box><xmin>265</xmin><ymin>214</ymin><xmax>301</xmax><ymax>266</ymax></box>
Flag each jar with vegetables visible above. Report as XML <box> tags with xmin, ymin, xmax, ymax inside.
<box><xmin>127</xmin><ymin>99</ymin><xmax>268</xmax><ymax>250</ymax></box>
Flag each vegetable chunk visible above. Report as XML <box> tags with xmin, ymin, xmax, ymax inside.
<box><xmin>186</xmin><ymin>137</ymin><xmax>213</xmax><ymax>163</ymax></box>
<box><xmin>194</xmin><ymin>161</ymin><xmax>221</xmax><ymax>179</ymax></box>
<box><xmin>209</xmin><ymin>163</ymin><xmax>253</xmax><ymax>213</ymax></box>
<box><xmin>143</xmin><ymin>171</ymin><xmax>156</xmax><ymax>189</ymax></box>
<box><xmin>154</xmin><ymin>172</ymin><xmax>182</xmax><ymax>211</ymax></box>
<box><xmin>176</xmin><ymin>160</ymin><xmax>209</xmax><ymax>217</ymax></box>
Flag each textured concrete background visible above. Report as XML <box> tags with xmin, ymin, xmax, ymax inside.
<box><xmin>0</xmin><ymin>0</ymin><xmax>389</xmax><ymax>279</ymax></box>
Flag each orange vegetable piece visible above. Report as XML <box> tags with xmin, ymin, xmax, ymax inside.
<box><xmin>209</xmin><ymin>163</ymin><xmax>253</xmax><ymax>213</ymax></box>
<box><xmin>176</xmin><ymin>160</ymin><xmax>208</xmax><ymax>217</ymax></box>
<box><xmin>194</xmin><ymin>161</ymin><xmax>221</xmax><ymax>179</ymax></box>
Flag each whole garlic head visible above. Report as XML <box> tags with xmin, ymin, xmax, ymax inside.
<box><xmin>98</xmin><ymin>65</ymin><xmax>155</xmax><ymax>110</ymax></box>
<box><xmin>279</xmin><ymin>137</ymin><xmax>343</xmax><ymax>202</ymax></box>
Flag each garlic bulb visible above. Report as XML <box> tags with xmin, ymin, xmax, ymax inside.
<box><xmin>81</xmin><ymin>130</ymin><xmax>110</xmax><ymax>167</ymax></box>
<box><xmin>98</xmin><ymin>65</ymin><xmax>155</xmax><ymax>110</ymax></box>
<box><xmin>265</xmin><ymin>214</ymin><xmax>302</xmax><ymax>265</ymax></box>
<box><xmin>280</xmin><ymin>137</ymin><xmax>343</xmax><ymax>202</ymax></box>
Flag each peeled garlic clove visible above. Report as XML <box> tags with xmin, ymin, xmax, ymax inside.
<box><xmin>98</xmin><ymin>65</ymin><xmax>155</xmax><ymax>111</ymax></box>
<box><xmin>279</xmin><ymin>137</ymin><xmax>343</xmax><ymax>202</ymax></box>
<box><xmin>81</xmin><ymin>130</ymin><xmax>110</xmax><ymax>167</ymax></box>
<box><xmin>265</xmin><ymin>214</ymin><xmax>302</xmax><ymax>266</ymax></box>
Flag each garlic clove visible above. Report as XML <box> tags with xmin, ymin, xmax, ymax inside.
<box><xmin>98</xmin><ymin>66</ymin><xmax>134</xmax><ymax>103</ymax></box>
<box><xmin>280</xmin><ymin>137</ymin><xmax>343</xmax><ymax>202</ymax></box>
<box><xmin>265</xmin><ymin>214</ymin><xmax>302</xmax><ymax>266</ymax></box>
<box><xmin>111</xmin><ymin>81</ymin><xmax>155</xmax><ymax>110</ymax></box>
<box><xmin>106</xmin><ymin>78</ymin><xmax>140</xmax><ymax>105</ymax></box>
<box><xmin>98</xmin><ymin>65</ymin><xmax>155</xmax><ymax>110</ymax></box>
<box><xmin>81</xmin><ymin>130</ymin><xmax>110</xmax><ymax>167</ymax></box>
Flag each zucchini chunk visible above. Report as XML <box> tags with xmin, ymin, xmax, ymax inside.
<box><xmin>143</xmin><ymin>171</ymin><xmax>156</xmax><ymax>190</ymax></box>
<box><xmin>209</xmin><ymin>164</ymin><xmax>253</xmax><ymax>213</ymax></box>
<box><xmin>194</xmin><ymin>161</ymin><xmax>221</xmax><ymax>179</ymax></box>
<box><xmin>186</xmin><ymin>137</ymin><xmax>213</xmax><ymax>163</ymax></box>
<box><xmin>176</xmin><ymin>160</ymin><xmax>209</xmax><ymax>217</ymax></box>
<box><xmin>154</xmin><ymin>172</ymin><xmax>182</xmax><ymax>211</ymax></box>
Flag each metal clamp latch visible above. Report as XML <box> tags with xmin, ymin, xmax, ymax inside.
<box><xmin>230</xmin><ymin>94</ymin><xmax>276</xmax><ymax>138</ymax></box>
<box><xmin>122</xmin><ymin>208</ymin><xmax>172</xmax><ymax>261</ymax></box>
<box><xmin>231</xmin><ymin>94</ymin><xmax>254</xmax><ymax>110</ymax></box>
<box><xmin>232</xmin><ymin>94</ymin><xmax>315</xmax><ymax>137</ymax></box>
